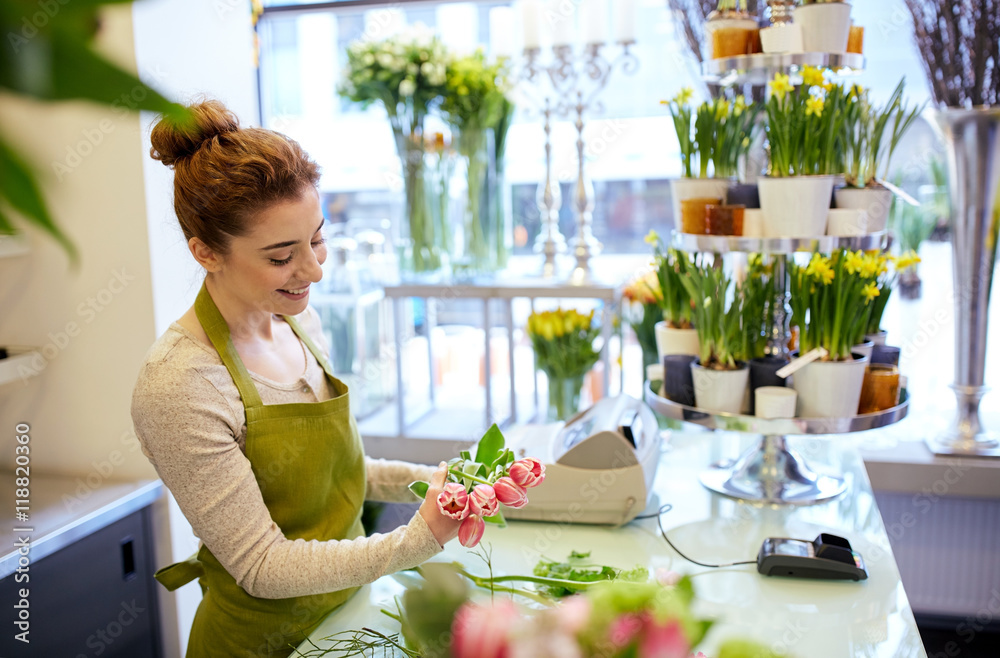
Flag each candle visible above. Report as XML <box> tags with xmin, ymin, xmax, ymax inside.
<box><xmin>548</xmin><ymin>0</ymin><xmax>575</xmax><ymax>48</ymax></box>
<box><xmin>614</xmin><ymin>0</ymin><xmax>636</xmax><ymax>43</ymax></box>
<box><xmin>521</xmin><ymin>0</ymin><xmax>542</xmax><ymax>50</ymax></box>
<box><xmin>490</xmin><ymin>7</ymin><xmax>515</xmax><ymax>57</ymax></box>
<box><xmin>581</xmin><ymin>0</ymin><xmax>608</xmax><ymax>45</ymax></box>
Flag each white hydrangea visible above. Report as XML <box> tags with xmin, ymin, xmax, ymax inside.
<box><xmin>399</xmin><ymin>78</ymin><xmax>417</xmax><ymax>97</ymax></box>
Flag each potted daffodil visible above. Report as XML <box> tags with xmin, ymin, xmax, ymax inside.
<box><xmin>646</xmin><ymin>231</ymin><xmax>699</xmax><ymax>359</ymax></box>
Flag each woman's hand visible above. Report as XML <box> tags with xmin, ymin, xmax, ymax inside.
<box><xmin>418</xmin><ymin>462</ymin><xmax>462</xmax><ymax>547</ymax></box>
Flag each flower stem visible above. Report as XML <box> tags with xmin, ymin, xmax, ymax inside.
<box><xmin>448</xmin><ymin>468</ymin><xmax>493</xmax><ymax>485</ymax></box>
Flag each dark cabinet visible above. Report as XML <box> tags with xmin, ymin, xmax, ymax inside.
<box><xmin>0</xmin><ymin>506</ymin><xmax>161</xmax><ymax>657</ymax></box>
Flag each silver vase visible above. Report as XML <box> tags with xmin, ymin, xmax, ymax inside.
<box><xmin>928</xmin><ymin>108</ymin><xmax>1000</xmax><ymax>457</ymax></box>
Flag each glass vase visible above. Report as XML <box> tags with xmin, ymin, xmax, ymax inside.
<box><xmin>395</xmin><ymin>131</ymin><xmax>445</xmax><ymax>279</ymax></box>
<box><xmin>546</xmin><ymin>373</ymin><xmax>585</xmax><ymax>422</ymax></box>
<box><xmin>487</xmin><ymin>128</ymin><xmax>512</xmax><ymax>271</ymax></box>
<box><xmin>452</xmin><ymin>126</ymin><xmax>490</xmax><ymax>277</ymax></box>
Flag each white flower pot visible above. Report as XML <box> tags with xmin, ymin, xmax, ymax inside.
<box><xmin>742</xmin><ymin>209</ymin><xmax>765</xmax><ymax>237</ymax></box>
<box><xmin>826</xmin><ymin>208</ymin><xmax>871</xmax><ymax>236</ymax></box>
<box><xmin>852</xmin><ymin>340</ymin><xmax>874</xmax><ymax>359</ymax></box>
<box><xmin>792</xmin><ymin>353</ymin><xmax>869</xmax><ymax>418</ymax></box>
<box><xmin>671</xmin><ymin>178</ymin><xmax>730</xmax><ymax>229</ymax></box>
<box><xmin>866</xmin><ymin>331</ymin><xmax>888</xmax><ymax>346</ymax></box>
<box><xmin>655</xmin><ymin>322</ymin><xmax>700</xmax><ymax>358</ymax></box>
<box><xmin>794</xmin><ymin>2</ymin><xmax>852</xmax><ymax>53</ymax></box>
<box><xmin>757</xmin><ymin>176</ymin><xmax>834</xmax><ymax>238</ymax></box>
<box><xmin>760</xmin><ymin>23</ymin><xmax>803</xmax><ymax>54</ymax></box>
<box><xmin>691</xmin><ymin>361</ymin><xmax>749</xmax><ymax>415</ymax></box>
<box><xmin>834</xmin><ymin>186</ymin><xmax>894</xmax><ymax>232</ymax></box>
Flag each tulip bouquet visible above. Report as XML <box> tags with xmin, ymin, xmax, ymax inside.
<box><xmin>622</xmin><ymin>270</ymin><xmax>663</xmax><ymax>373</ymax></box>
<box><xmin>527</xmin><ymin>308</ymin><xmax>603</xmax><ymax>421</ymax></box>
<box><xmin>408</xmin><ymin>425</ymin><xmax>545</xmax><ymax>548</ymax></box>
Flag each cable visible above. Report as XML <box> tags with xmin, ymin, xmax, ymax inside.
<box><xmin>651</xmin><ymin>503</ymin><xmax>757</xmax><ymax>569</ymax></box>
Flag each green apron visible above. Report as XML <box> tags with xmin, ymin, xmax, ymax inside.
<box><xmin>154</xmin><ymin>283</ymin><xmax>367</xmax><ymax>658</ymax></box>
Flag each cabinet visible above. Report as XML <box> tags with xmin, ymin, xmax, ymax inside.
<box><xmin>0</xmin><ymin>477</ymin><xmax>163</xmax><ymax>657</ymax></box>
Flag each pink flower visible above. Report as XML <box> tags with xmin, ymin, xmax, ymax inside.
<box><xmin>452</xmin><ymin>600</ymin><xmax>518</xmax><ymax>658</ymax></box>
<box><xmin>469</xmin><ymin>483</ymin><xmax>499</xmax><ymax>517</ymax></box>
<box><xmin>608</xmin><ymin>613</ymin><xmax>644</xmax><ymax>648</ymax></box>
<box><xmin>509</xmin><ymin>457</ymin><xmax>546</xmax><ymax>488</ymax></box>
<box><xmin>437</xmin><ymin>482</ymin><xmax>470</xmax><ymax>520</ymax></box>
<box><xmin>638</xmin><ymin>618</ymin><xmax>689</xmax><ymax>658</ymax></box>
<box><xmin>459</xmin><ymin>514</ymin><xmax>485</xmax><ymax>547</ymax></box>
<box><xmin>655</xmin><ymin>568</ymin><xmax>681</xmax><ymax>587</ymax></box>
<box><xmin>494</xmin><ymin>476</ymin><xmax>529</xmax><ymax>509</ymax></box>
<box><xmin>554</xmin><ymin>595</ymin><xmax>592</xmax><ymax>635</ymax></box>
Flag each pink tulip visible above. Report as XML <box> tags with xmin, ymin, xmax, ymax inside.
<box><xmin>638</xmin><ymin>617</ymin><xmax>689</xmax><ymax>658</ymax></box>
<box><xmin>458</xmin><ymin>514</ymin><xmax>485</xmax><ymax>547</ymax></box>
<box><xmin>437</xmin><ymin>482</ymin><xmax>470</xmax><ymax>520</ymax></box>
<box><xmin>451</xmin><ymin>600</ymin><xmax>518</xmax><ymax>658</ymax></box>
<box><xmin>493</xmin><ymin>476</ymin><xmax>529</xmax><ymax>509</ymax></box>
<box><xmin>469</xmin><ymin>483</ymin><xmax>499</xmax><ymax>517</ymax></box>
<box><xmin>608</xmin><ymin>613</ymin><xmax>644</xmax><ymax>648</ymax></box>
<box><xmin>554</xmin><ymin>595</ymin><xmax>592</xmax><ymax>635</ymax></box>
<box><xmin>509</xmin><ymin>457</ymin><xmax>546</xmax><ymax>488</ymax></box>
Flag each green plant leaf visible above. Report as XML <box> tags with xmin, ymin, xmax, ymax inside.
<box><xmin>474</xmin><ymin>423</ymin><xmax>505</xmax><ymax>467</ymax></box>
<box><xmin>0</xmin><ymin>134</ymin><xmax>77</xmax><ymax>263</ymax></box>
<box><xmin>483</xmin><ymin>509</ymin><xmax>506</xmax><ymax>527</ymax></box>
<box><xmin>408</xmin><ymin>480</ymin><xmax>429</xmax><ymax>500</ymax></box>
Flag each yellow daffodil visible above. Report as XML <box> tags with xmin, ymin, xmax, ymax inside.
<box><xmin>893</xmin><ymin>250</ymin><xmax>922</xmax><ymax>271</ymax></box>
<box><xmin>843</xmin><ymin>250</ymin><xmax>865</xmax><ymax>275</ymax></box>
<box><xmin>801</xmin><ymin>65</ymin><xmax>825</xmax><ymax>88</ymax></box>
<box><xmin>859</xmin><ymin>254</ymin><xmax>881</xmax><ymax>279</ymax></box>
<box><xmin>849</xmin><ymin>83</ymin><xmax>865</xmax><ymax>99</ymax></box>
<box><xmin>822</xmin><ymin>80</ymin><xmax>835</xmax><ymax>92</ymax></box>
<box><xmin>805</xmin><ymin>253</ymin><xmax>835</xmax><ymax>285</ymax></box>
<box><xmin>733</xmin><ymin>95</ymin><xmax>747</xmax><ymax>116</ymax></box>
<box><xmin>645</xmin><ymin>229</ymin><xmax>660</xmax><ymax>246</ymax></box>
<box><xmin>805</xmin><ymin>95</ymin><xmax>825</xmax><ymax>117</ymax></box>
<box><xmin>862</xmin><ymin>282</ymin><xmax>880</xmax><ymax>303</ymax></box>
<box><xmin>715</xmin><ymin>99</ymin><xmax>730</xmax><ymax>121</ymax></box>
<box><xmin>674</xmin><ymin>86</ymin><xmax>693</xmax><ymax>106</ymax></box>
<box><xmin>769</xmin><ymin>73</ymin><xmax>794</xmax><ymax>101</ymax></box>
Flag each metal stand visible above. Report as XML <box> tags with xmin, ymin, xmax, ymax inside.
<box><xmin>532</xmin><ymin>98</ymin><xmax>565</xmax><ymax>278</ymax></box>
<box><xmin>700</xmin><ymin>435</ymin><xmax>846</xmax><ymax>505</ymax></box>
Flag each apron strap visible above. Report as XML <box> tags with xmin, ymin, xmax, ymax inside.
<box><xmin>283</xmin><ymin>314</ymin><xmax>336</xmax><ymax>379</ymax></box>
<box><xmin>195</xmin><ymin>281</ymin><xmax>264</xmax><ymax>409</ymax></box>
<box><xmin>154</xmin><ymin>552</ymin><xmax>205</xmax><ymax>592</ymax></box>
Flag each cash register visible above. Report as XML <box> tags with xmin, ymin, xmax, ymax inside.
<box><xmin>503</xmin><ymin>395</ymin><xmax>662</xmax><ymax>525</ymax></box>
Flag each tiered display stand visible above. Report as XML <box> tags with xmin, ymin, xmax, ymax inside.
<box><xmin>646</xmin><ymin>49</ymin><xmax>906</xmax><ymax>505</ymax></box>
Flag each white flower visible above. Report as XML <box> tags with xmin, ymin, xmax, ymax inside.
<box><xmin>362</xmin><ymin>53</ymin><xmax>375</xmax><ymax>66</ymax></box>
<box><xmin>377</xmin><ymin>53</ymin><xmax>394</xmax><ymax>68</ymax></box>
<box><xmin>420</xmin><ymin>61</ymin><xmax>434</xmax><ymax>76</ymax></box>
<box><xmin>398</xmin><ymin>78</ymin><xmax>416</xmax><ymax>97</ymax></box>
<box><xmin>407</xmin><ymin>63</ymin><xmax>419</xmax><ymax>76</ymax></box>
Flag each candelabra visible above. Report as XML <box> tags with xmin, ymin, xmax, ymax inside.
<box><xmin>520</xmin><ymin>40</ymin><xmax>639</xmax><ymax>283</ymax></box>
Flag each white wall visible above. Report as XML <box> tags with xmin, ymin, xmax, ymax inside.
<box><xmin>0</xmin><ymin>2</ymin><xmax>257</xmax><ymax>656</ymax></box>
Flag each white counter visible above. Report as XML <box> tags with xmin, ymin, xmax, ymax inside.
<box><xmin>296</xmin><ymin>431</ymin><xmax>926</xmax><ymax>657</ymax></box>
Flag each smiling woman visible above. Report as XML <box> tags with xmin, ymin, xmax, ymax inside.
<box><xmin>131</xmin><ymin>99</ymin><xmax>463</xmax><ymax>658</ymax></box>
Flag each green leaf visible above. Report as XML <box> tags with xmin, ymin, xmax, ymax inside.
<box><xmin>475</xmin><ymin>423</ymin><xmax>505</xmax><ymax>467</ymax></box>
<box><xmin>408</xmin><ymin>480</ymin><xmax>429</xmax><ymax>500</ymax></box>
<box><xmin>0</xmin><ymin>134</ymin><xmax>77</xmax><ymax>263</ymax></box>
<box><xmin>483</xmin><ymin>509</ymin><xmax>506</xmax><ymax>527</ymax></box>
<box><xmin>459</xmin><ymin>450</ymin><xmax>472</xmax><ymax>461</ymax></box>
<box><xmin>569</xmin><ymin>550</ymin><xmax>591</xmax><ymax>559</ymax></box>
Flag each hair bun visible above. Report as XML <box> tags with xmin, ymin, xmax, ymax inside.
<box><xmin>149</xmin><ymin>99</ymin><xmax>241</xmax><ymax>167</ymax></box>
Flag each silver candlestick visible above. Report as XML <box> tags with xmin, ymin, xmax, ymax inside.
<box><xmin>519</xmin><ymin>40</ymin><xmax>639</xmax><ymax>284</ymax></box>
<box><xmin>533</xmin><ymin>98</ymin><xmax>565</xmax><ymax>278</ymax></box>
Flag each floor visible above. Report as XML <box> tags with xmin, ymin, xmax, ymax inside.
<box><xmin>918</xmin><ymin>622</ymin><xmax>1000</xmax><ymax>658</ymax></box>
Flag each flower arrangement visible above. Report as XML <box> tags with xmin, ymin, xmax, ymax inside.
<box><xmin>339</xmin><ymin>26</ymin><xmax>450</xmax><ymax>273</ymax></box>
<box><xmin>622</xmin><ymin>270</ymin><xmax>664</xmax><ymax>371</ymax></box>
<box><xmin>738</xmin><ymin>255</ymin><xmax>777</xmax><ymax>362</ymax></box>
<box><xmin>788</xmin><ymin>249</ymin><xmax>884</xmax><ymax>361</ymax></box>
<box><xmin>303</xmin><ymin>559</ymin><xmax>783</xmax><ymax>658</ymax></box>
<box><xmin>527</xmin><ymin>309</ymin><xmax>603</xmax><ymax>380</ymax></box>
<box><xmin>645</xmin><ymin>230</ymin><xmax>694</xmax><ymax>329</ymax></box>
<box><xmin>863</xmin><ymin>250</ymin><xmax>921</xmax><ymax>335</ymax></box>
<box><xmin>440</xmin><ymin>50</ymin><xmax>512</xmax><ymax>272</ymax></box>
<box><xmin>678</xmin><ymin>262</ymin><xmax>745</xmax><ymax>369</ymax></box>
<box><xmin>842</xmin><ymin>79</ymin><xmax>924</xmax><ymax>189</ymax></box>
<box><xmin>765</xmin><ymin>66</ymin><xmax>848</xmax><ymax>177</ymax></box>
<box><xmin>662</xmin><ymin>89</ymin><xmax>760</xmax><ymax>179</ymax></box>
<box><xmin>527</xmin><ymin>308</ymin><xmax>603</xmax><ymax>420</ymax></box>
<box><xmin>408</xmin><ymin>425</ymin><xmax>545</xmax><ymax>548</ymax></box>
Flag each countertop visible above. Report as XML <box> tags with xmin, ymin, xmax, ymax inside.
<box><xmin>296</xmin><ymin>430</ymin><xmax>927</xmax><ymax>657</ymax></box>
<box><xmin>0</xmin><ymin>472</ymin><xmax>163</xmax><ymax>579</ymax></box>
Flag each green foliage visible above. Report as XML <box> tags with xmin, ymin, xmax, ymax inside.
<box><xmin>532</xmin><ymin>551</ymin><xmax>650</xmax><ymax>598</ymax></box>
<box><xmin>0</xmin><ymin>0</ymin><xmax>192</xmax><ymax>261</ymax></box>
<box><xmin>678</xmin><ymin>260</ymin><xmax>745</xmax><ymax>368</ymax></box>
<box><xmin>842</xmin><ymin>79</ymin><xmax>924</xmax><ymax>188</ymax></box>
<box><xmin>526</xmin><ymin>308</ymin><xmax>602</xmax><ymax>379</ymax></box>
<box><xmin>765</xmin><ymin>69</ymin><xmax>848</xmax><ymax>177</ymax></box>
<box><xmin>662</xmin><ymin>88</ymin><xmax>760</xmax><ymax>179</ymax></box>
